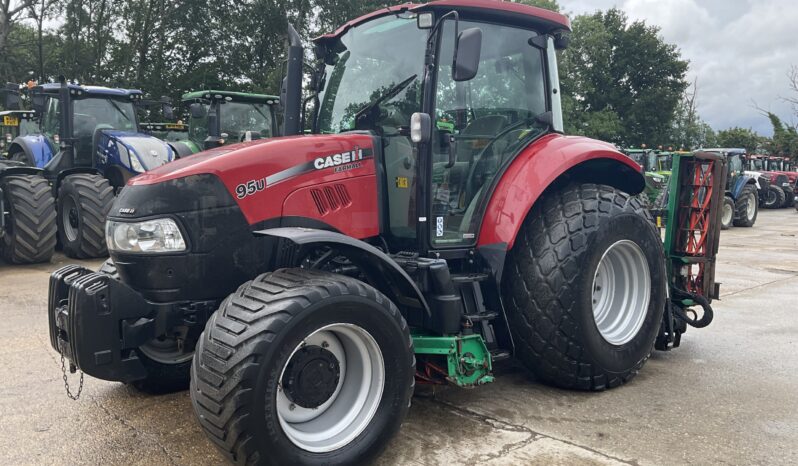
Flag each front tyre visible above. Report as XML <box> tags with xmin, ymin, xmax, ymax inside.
<box><xmin>502</xmin><ymin>184</ymin><xmax>666</xmax><ymax>391</ymax></box>
<box><xmin>764</xmin><ymin>185</ymin><xmax>785</xmax><ymax>209</ymax></box>
<box><xmin>191</xmin><ymin>269</ymin><xmax>414</xmax><ymax>465</ymax></box>
<box><xmin>721</xmin><ymin>196</ymin><xmax>735</xmax><ymax>230</ymax></box>
<box><xmin>57</xmin><ymin>174</ymin><xmax>114</xmax><ymax>259</ymax></box>
<box><xmin>733</xmin><ymin>184</ymin><xmax>758</xmax><ymax>227</ymax></box>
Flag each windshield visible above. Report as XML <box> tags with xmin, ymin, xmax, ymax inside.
<box><xmin>658</xmin><ymin>154</ymin><xmax>672</xmax><ymax>171</ymax></box>
<box><xmin>752</xmin><ymin>159</ymin><xmax>764</xmax><ymax>170</ymax></box>
<box><xmin>73</xmin><ymin>97</ymin><xmax>137</xmax><ymax>138</ymax></box>
<box><xmin>317</xmin><ymin>14</ymin><xmax>426</xmax><ymax>134</ymax></box>
<box><xmin>220</xmin><ymin>102</ymin><xmax>273</xmax><ymax>140</ymax></box>
<box><xmin>729</xmin><ymin>154</ymin><xmax>743</xmax><ymax>173</ymax></box>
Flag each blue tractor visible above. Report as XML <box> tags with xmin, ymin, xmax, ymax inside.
<box><xmin>3</xmin><ymin>79</ymin><xmax>175</xmax><ymax>261</ymax></box>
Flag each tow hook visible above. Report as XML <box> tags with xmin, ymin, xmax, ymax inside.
<box><xmin>60</xmin><ymin>353</ymin><xmax>84</xmax><ymax>400</ymax></box>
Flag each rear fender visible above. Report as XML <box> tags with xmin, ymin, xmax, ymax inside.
<box><xmin>256</xmin><ymin>227</ymin><xmax>432</xmax><ymax>325</ymax></box>
<box><xmin>477</xmin><ymin>134</ymin><xmax>645</xmax><ymax>250</ymax></box>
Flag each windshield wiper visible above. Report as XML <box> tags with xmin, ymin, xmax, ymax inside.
<box><xmin>107</xmin><ymin>99</ymin><xmax>132</xmax><ymax>124</ymax></box>
<box><xmin>354</xmin><ymin>74</ymin><xmax>417</xmax><ymax>125</ymax></box>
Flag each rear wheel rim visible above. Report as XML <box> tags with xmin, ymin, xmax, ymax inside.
<box><xmin>592</xmin><ymin>240</ymin><xmax>651</xmax><ymax>346</ymax></box>
<box><xmin>722</xmin><ymin>202</ymin><xmax>733</xmax><ymax>225</ymax></box>
<box><xmin>61</xmin><ymin>196</ymin><xmax>79</xmax><ymax>242</ymax></box>
<box><xmin>276</xmin><ymin>323</ymin><xmax>384</xmax><ymax>453</ymax></box>
<box><xmin>766</xmin><ymin>190</ymin><xmax>776</xmax><ymax>206</ymax></box>
<box><xmin>747</xmin><ymin>193</ymin><xmax>756</xmax><ymax>217</ymax></box>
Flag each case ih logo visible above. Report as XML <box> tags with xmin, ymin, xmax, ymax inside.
<box><xmin>313</xmin><ymin>147</ymin><xmax>364</xmax><ymax>170</ymax></box>
<box><xmin>234</xmin><ymin>146</ymin><xmax>373</xmax><ymax>199</ymax></box>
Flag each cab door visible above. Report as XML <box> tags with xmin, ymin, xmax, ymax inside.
<box><xmin>429</xmin><ymin>20</ymin><xmax>550</xmax><ymax>248</ymax></box>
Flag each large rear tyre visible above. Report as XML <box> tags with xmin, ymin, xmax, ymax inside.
<box><xmin>0</xmin><ymin>175</ymin><xmax>57</xmax><ymax>264</ymax></box>
<box><xmin>763</xmin><ymin>185</ymin><xmax>785</xmax><ymax>209</ymax></box>
<box><xmin>97</xmin><ymin>258</ymin><xmax>193</xmax><ymax>394</ymax></box>
<box><xmin>191</xmin><ymin>269</ymin><xmax>414</xmax><ymax>465</ymax></box>
<box><xmin>733</xmin><ymin>184</ymin><xmax>758</xmax><ymax>227</ymax></box>
<box><xmin>57</xmin><ymin>174</ymin><xmax>114</xmax><ymax>259</ymax></box>
<box><xmin>721</xmin><ymin>196</ymin><xmax>734</xmax><ymax>230</ymax></box>
<box><xmin>783</xmin><ymin>187</ymin><xmax>795</xmax><ymax>207</ymax></box>
<box><xmin>502</xmin><ymin>184</ymin><xmax>666</xmax><ymax>391</ymax></box>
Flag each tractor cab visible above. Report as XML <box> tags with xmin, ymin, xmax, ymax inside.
<box><xmin>7</xmin><ymin>81</ymin><xmax>175</xmax><ymax>186</ymax></box>
<box><xmin>1</xmin><ymin>110</ymin><xmax>36</xmax><ymax>158</ymax></box>
<box><xmin>182</xmin><ymin>90</ymin><xmax>279</xmax><ymax>152</ymax></box>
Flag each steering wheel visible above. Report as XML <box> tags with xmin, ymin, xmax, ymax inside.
<box><xmin>462</xmin><ymin>118</ymin><xmax>535</xmax><ymax>203</ymax></box>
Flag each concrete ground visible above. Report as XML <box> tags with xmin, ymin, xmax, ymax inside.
<box><xmin>1</xmin><ymin>209</ymin><xmax>796</xmax><ymax>465</ymax></box>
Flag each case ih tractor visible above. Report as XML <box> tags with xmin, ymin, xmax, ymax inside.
<box><xmin>745</xmin><ymin>154</ymin><xmax>790</xmax><ymax>208</ymax></box>
<box><xmin>179</xmin><ymin>90</ymin><xmax>280</xmax><ymax>154</ymax></box>
<box><xmin>48</xmin><ymin>3</ymin><xmax>726</xmax><ymax>464</ymax></box>
<box><xmin>4</xmin><ymin>79</ymin><xmax>176</xmax><ymax>260</ymax></box>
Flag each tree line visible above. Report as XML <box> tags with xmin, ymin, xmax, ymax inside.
<box><xmin>1</xmin><ymin>0</ymin><xmax>795</xmax><ymax>156</ymax></box>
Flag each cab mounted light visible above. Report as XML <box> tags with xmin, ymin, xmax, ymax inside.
<box><xmin>410</xmin><ymin>112</ymin><xmax>431</xmax><ymax>144</ymax></box>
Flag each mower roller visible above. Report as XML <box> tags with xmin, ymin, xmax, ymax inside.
<box><xmin>47</xmin><ymin>2</ymin><xmax>726</xmax><ymax>464</ymax></box>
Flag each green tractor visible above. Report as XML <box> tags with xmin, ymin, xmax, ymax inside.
<box><xmin>139</xmin><ymin>121</ymin><xmax>189</xmax><ymax>143</ymax></box>
<box><xmin>178</xmin><ymin>90</ymin><xmax>280</xmax><ymax>155</ymax></box>
<box><xmin>622</xmin><ymin>148</ymin><xmax>667</xmax><ymax>206</ymax></box>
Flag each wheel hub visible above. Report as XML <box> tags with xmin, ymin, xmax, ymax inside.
<box><xmin>282</xmin><ymin>346</ymin><xmax>341</xmax><ymax>409</ymax></box>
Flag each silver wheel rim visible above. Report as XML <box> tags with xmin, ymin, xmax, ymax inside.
<box><xmin>722</xmin><ymin>201</ymin><xmax>733</xmax><ymax>225</ymax></box>
<box><xmin>747</xmin><ymin>193</ymin><xmax>756</xmax><ymax>217</ymax></box>
<box><xmin>592</xmin><ymin>240</ymin><xmax>651</xmax><ymax>346</ymax></box>
<box><xmin>276</xmin><ymin>323</ymin><xmax>384</xmax><ymax>453</ymax></box>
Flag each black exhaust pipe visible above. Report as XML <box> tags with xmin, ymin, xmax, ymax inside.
<box><xmin>282</xmin><ymin>23</ymin><xmax>303</xmax><ymax>136</ymax></box>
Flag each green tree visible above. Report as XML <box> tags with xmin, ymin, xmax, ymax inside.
<box><xmin>715</xmin><ymin>127</ymin><xmax>761</xmax><ymax>153</ymax></box>
<box><xmin>762</xmin><ymin>112</ymin><xmax>798</xmax><ymax>158</ymax></box>
<box><xmin>559</xmin><ymin>9</ymin><xmax>688</xmax><ymax>145</ymax></box>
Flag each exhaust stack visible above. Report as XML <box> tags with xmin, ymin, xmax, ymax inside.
<box><xmin>282</xmin><ymin>23</ymin><xmax>303</xmax><ymax>136</ymax></box>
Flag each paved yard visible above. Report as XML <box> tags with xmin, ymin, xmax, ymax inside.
<box><xmin>1</xmin><ymin>209</ymin><xmax>796</xmax><ymax>465</ymax></box>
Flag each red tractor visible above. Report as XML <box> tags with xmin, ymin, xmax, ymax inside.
<box><xmin>47</xmin><ymin>2</ymin><xmax>725</xmax><ymax>464</ymax></box>
<box><xmin>748</xmin><ymin>155</ymin><xmax>796</xmax><ymax>208</ymax></box>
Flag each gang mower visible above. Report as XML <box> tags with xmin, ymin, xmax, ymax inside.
<box><xmin>47</xmin><ymin>2</ymin><xmax>726</xmax><ymax>464</ymax></box>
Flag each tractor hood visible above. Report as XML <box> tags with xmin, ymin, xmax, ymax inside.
<box><xmin>128</xmin><ymin>133</ymin><xmax>378</xmax><ymax>225</ymax></box>
<box><xmin>99</xmin><ymin>130</ymin><xmax>174</xmax><ymax>173</ymax></box>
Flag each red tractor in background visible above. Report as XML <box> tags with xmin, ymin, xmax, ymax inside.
<box><xmin>47</xmin><ymin>2</ymin><xmax>725</xmax><ymax>464</ymax></box>
<box><xmin>747</xmin><ymin>155</ymin><xmax>796</xmax><ymax>208</ymax></box>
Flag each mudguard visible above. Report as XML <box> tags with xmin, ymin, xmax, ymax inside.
<box><xmin>256</xmin><ymin>227</ymin><xmax>431</xmax><ymax>323</ymax></box>
<box><xmin>477</xmin><ymin>133</ymin><xmax>645</xmax><ymax>250</ymax></box>
<box><xmin>731</xmin><ymin>175</ymin><xmax>756</xmax><ymax>199</ymax></box>
<box><xmin>8</xmin><ymin>135</ymin><xmax>55</xmax><ymax>168</ymax></box>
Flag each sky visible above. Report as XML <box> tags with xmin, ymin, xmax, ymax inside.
<box><xmin>559</xmin><ymin>0</ymin><xmax>798</xmax><ymax>136</ymax></box>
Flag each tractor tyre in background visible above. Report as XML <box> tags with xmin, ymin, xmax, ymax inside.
<box><xmin>721</xmin><ymin>196</ymin><xmax>735</xmax><ymax>230</ymax></box>
<box><xmin>0</xmin><ymin>175</ymin><xmax>57</xmax><ymax>264</ymax></box>
<box><xmin>764</xmin><ymin>185</ymin><xmax>785</xmax><ymax>209</ymax></box>
<box><xmin>57</xmin><ymin>174</ymin><xmax>114</xmax><ymax>259</ymax></box>
<box><xmin>502</xmin><ymin>184</ymin><xmax>666</xmax><ymax>391</ymax></box>
<box><xmin>783</xmin><ymin>187</ymin><xmax>795</xmax><ymax>207</ymax></box>
<box><xmin>97</xmin><ymin>257</ymin><xmax>194</xmax><ymax>394</ymax></box>
<box><xmin>191</xmin><ymin>268</ymin><xmax>415</xmax><ymax>465</ymax></box>
<box><xmin>733</xmin><ymin>184</ymin><xmax>758</xmax><ymax>227</ymax></box>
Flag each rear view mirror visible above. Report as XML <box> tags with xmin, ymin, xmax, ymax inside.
<box><xmin>160</xmin><ymin>96</ymin><xmax>174</xmax><ymax>120</ymax></box>
<box><xmin>453</xmin><ymin>27</ymin><xmax>482</xmax><ymax>82</ymax></box>
<box><xmin>189</xmin><ymin>103</ymin><xmax>205</xmax><ymax>119</ymax></box>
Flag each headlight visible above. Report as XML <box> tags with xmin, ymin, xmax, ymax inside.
<box><xmin>129</xmin><ymin>153</ymin><xmax>145</xmax><ymax>172</ymax></box>
<box><xmin>106</xmin><ymin>218</ymin><xmax>186</xmax><ymax>253</ymax></box>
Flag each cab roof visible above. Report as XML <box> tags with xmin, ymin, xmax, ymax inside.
<box><xmin>182</xmin><ymin>90</ymin><xmax>279</xmax><ymax>103</ymax></box>
<box><xmin>35</xmin><ymin>83</ymin><xmax>143</xmax><ymax>97</ymax></box>
<box><xmin>0</xmin><ymin>110</ymin><xmax>36</xmax><ymax>118</ymax></box>
<box><xmin>315</xmin><ymin>0</ymin><xmax>571</xmax><ymax>44</ymax></box>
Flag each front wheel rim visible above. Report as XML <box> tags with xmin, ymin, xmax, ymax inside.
<box><xmin>592</xmin><ymin>240</ymin><xmax>651</xmax><ymax>346</ymax></box>
<box><xmin>61</xmin><ymin>196</ymin><xmax>79</xmax><ymax>242</ymax></box>
<box><xmin>722</xmin><ymin>202</ymin><xmax>733</xmax><ymax>225</ymax></box>
<box><xmin>276</xmin><ymin>323</ymin><xmax>385</xmax><ymax>453</ymax></box>
<box><xmin>747</xmin><ymin>193</ymin><xmax>756</xmax><ymax>217</ymax></box>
